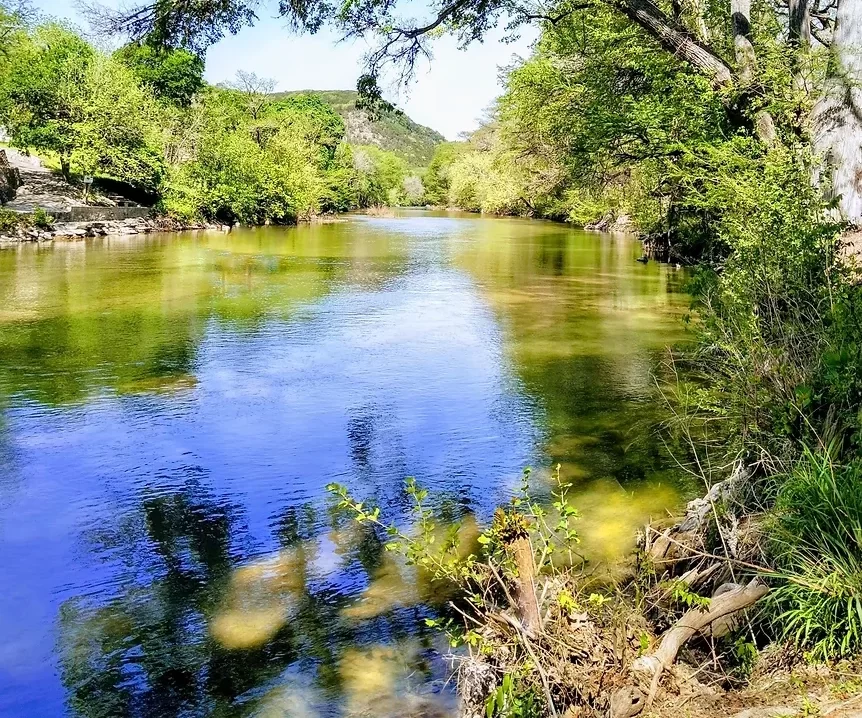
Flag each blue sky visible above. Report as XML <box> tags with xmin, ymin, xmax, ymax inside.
<box><xmin>35</xmin><ymin>0</ymin><xmax>538</xmax><ymax>139</ymax></box>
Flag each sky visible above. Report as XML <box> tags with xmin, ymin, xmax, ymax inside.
<box><xmin>34</xmin><ymin>0</ymin><xmax>539</xmax><ymax>139</ymax></box>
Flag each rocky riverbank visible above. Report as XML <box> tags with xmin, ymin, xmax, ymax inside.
<box><xmin>0</xmin><ymin>215</ymin><xmax>222</xmax><ymax>242</ymax></box>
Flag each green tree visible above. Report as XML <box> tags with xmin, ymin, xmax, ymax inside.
<box><xmin>114</xmin><ymin>42</ymin><xmax>204</xmax><ymax>107</ymax></box>
<box><xmin>70</xmin><ymin>54</ymin><xmax>165</xmax><ymax>189</ymax></box>
<box><xmin>0</xmin><ymin>22</ymin><xmax>93</xmax><ymax>179</ymax></box>
<box><xmin>0</xmin><ymin>0</ymin><xmax>31</xmax><ymax>57</ymax></box>
<box><xmin>94</xmin><ymin>0</ymin><xmax>862</xmax><ymax>227</ymax></box>
<box><xmin>423</xmin><ymin>142</ymin><xmax>463</xmax><ymax>206</ymax></box>
<box><xmin>352</xmin><ymin>145</ymin><xmax>408</xmax><ymax>206</ymax></box>
<box><xmin>0</xmin><ymin>24</ymin><xmax>164</xmax><ymax>187</ymax></box>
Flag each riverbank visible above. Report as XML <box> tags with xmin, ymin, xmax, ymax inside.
<box><xmin>0</xmin><ymin>214</ymin><xmax>222</xmax><ymax>242</ymax></box>
<box><xmin>331</xmin><ymin>465</ymin><xmax>862</xmax><ymax>718</ymax></box>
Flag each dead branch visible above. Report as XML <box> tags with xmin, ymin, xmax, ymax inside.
<box><xmin>630</xmin><ymin>579</ymin><xmax>769</xmax><ymax>706</ymax></box>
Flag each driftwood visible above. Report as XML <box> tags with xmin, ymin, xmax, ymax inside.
<box><xmin>627</xmin><ymin>579</ymin><xmax>769</xmax><ymax>711</ymax></box>
<box><xmin>636</xmin><ymin>579</ymin><xmax>768</xmax><ymax>674</ymax></box>
<box><xmin>647</xmin><ymin>462</ymin><xmax>752</xmax><ymax>568</ymax></box>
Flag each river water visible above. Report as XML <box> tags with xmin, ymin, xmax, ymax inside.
<box><xmin>0</xmin><ymin>211</ymin><xmax>690</xmax><ymax>717</ymax></box>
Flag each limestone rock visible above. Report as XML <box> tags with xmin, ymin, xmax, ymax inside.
<box><xmin>0</xmin><ymin>150</ymin><xmax>22</xmax><ymax>204</ymax></box>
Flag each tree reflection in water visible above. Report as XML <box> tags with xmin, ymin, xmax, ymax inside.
<box><xmin>57</xmin><ymin>478</ymin><xmax>455</xmax><ymax>718</ymax></box>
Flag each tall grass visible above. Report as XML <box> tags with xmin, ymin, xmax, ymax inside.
<box><xmin>769</xmin><ymin>448</ymin><xmax>862</xmax><ymax>660</ymax></box>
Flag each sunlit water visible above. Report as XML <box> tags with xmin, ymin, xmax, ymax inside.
<box><xmin>0</xmin><ymin>211</ymin><xmax>691</xmax><ymax>717</ymax></box>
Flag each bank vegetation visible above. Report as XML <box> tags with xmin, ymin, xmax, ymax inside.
<box><xmin>0</xmin><ymin>6</ymin><xmax>427</xmax><ymax>226</ymax></box>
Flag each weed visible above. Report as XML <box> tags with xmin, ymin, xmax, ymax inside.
<box><xmin>768</xmin><ymin>449</ymin><xmax>862</xmax><ymax>661</ymax></box>
<box><xmin>0</xmin><ymin>208</ymin><xmax>24</xmax><ymax>232</ymax></box>
<box><xmin>31</xmin><ymin>208</ymin><xmax>54</xmax><ymax>229</ymax></box>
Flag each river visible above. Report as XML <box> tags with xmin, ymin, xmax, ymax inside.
<box><xmin>0</xmin><ymin>211</ymin><xmax>690</xmax><ymax>717</ymax></box>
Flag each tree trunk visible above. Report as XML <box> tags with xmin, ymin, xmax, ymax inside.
<box><xmin>788</xmin><ymin>0</ymin><xmax>811</xmax><ymax>47</ymax></box>
<box><xmin>510</xmin><ymin>536</ymin><xmax>542</xmax><ymax>635</ymax></box>
<box><xmin>813</xmin><ymin>0</ymin><xmax>862</xmax><ymax>226</ymax></box>
<box><xmin>613</xmin><ymin>0</ymin><xmax>778</xmax><ymax>145</ymax></box>
<box><xmin>789</xmin><ymin>0</ymin><xmax>811</xmax><ymax>93</ymax></box>
<box><xmin>731</xmin><ymin>0</ymin><xmax>778</xmax><ymax>146</ymax></box>
<box><xmin>60</xmin><ymin>155</ymin><xmax>71</xmax><ymax>182</ymax></box>
<box><xmin>615</xmin><ymin>0</ymin><xmax>733</xmax><ymax>87</ymax></box>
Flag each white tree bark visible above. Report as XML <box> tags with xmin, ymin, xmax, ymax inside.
<box><xmin>813</xmin><ymin>0</ymin><xmax>862</xmax><ymax>226</ymax></box>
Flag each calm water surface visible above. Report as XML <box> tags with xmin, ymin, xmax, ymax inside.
<box><xmin>0</xmin><ymin>211</ymin><xmax>689</xmax><ymax>717</ymax></box>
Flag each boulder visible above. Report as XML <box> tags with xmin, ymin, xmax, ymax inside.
<box><xmin>0</xmin><ymin>150</ymin><xmax>22</xmax><ymax>204</ymax></box>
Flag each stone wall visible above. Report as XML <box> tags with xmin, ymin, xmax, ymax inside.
<box><xmin>50</xmin><ymin>205</ymin><xmax>152</xmax><ymax>222</ymax></box>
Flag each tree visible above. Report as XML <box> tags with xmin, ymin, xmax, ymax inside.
<box><xmin>224</xmin><ymin>70</ymin><xmax>277</xmax><ymax>147</ymax></box>
<box><xmin>0</xmin><ymin>24</ymin><xmax>164</xmax><ymax>187</ymax></box>
<box><xmin>70</xmin><ymin>54</ymin><xmax>165</xmax><ymax>189</ymax></box>
<box><xmin>0</xmin><ymin>23</ymin><xmax>93</xmax><ymax>179</ymax></box>
<box><xmin>423</xmin><ymin>142</ymin><xmax>464</xmax><ymax>206</ymax></box>
<box><xmin>813</xmin><ymin>3</ymin><xmax>862</xmax><ymax>224</ymax></box>
<box><xmin>351</xmin><ymin>145</ymin><xmax>408</xmax><ymax>206</ymax></box>
<box><xmin>114</xmin><ymin>42</ymin><xmax>204</xmax><ymax>107</ymax></box>
<box><xmin>0</xmin><ymin>0</ymin><xmax>32</xmax><ymax>57</ymax></box>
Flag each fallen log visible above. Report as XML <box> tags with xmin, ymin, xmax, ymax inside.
<box><xmin>646</xmin><ymin>462</ymin><xmax>752</xmax><ymax>568</ymax></box>
<box><xmin>629</xmin><ymin>579</ymin><xmax>768</xmax><ymax>708</ymax></box>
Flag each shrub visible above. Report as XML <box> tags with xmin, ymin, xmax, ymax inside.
<box><xmin>0</xmin><ymin>208</ymin><xmax>24</xmax><ymax>232</ymax></box>
<box><xmin>669</xmin><ymin>148</ymin><xmax>862</xmax><ymax>472</ymax></box>
<box><xmin>31</xmin><ymin>207</ymin><xmax>54</xmax><ymax>228</ymax></box>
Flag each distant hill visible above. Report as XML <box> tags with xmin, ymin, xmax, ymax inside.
<box><xmin>276</xmin><ymin>90</ymin><xmax>445</xmax><ymax>169</ymax></box>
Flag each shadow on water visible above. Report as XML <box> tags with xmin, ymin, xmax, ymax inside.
<box><xmin>0</xmin><ymin>211</ymin><xmax>692</xmax><ymax>717</ymax></box>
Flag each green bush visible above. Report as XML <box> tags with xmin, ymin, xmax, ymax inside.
<box><xmin>768</xmin><ymin>449</ymin><xmax>862</xmax><ymax>660</ymax></box>
<box><xmin>670</xmin><ymin>147</ymin><xmax>862</xmax><ymax>470</ymax></box>
<box><xmin>31</xmin><ymin>208</ymin><xmax>54</xmax><ymax>228</ymax></box>
<box><xmin>0</xmin><ymin>208</ymin><xmax>24</xmax><ymax>232</ymax></box>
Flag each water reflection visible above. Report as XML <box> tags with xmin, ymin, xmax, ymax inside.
<box><xmin>0</xmin><ymin>212</ymin><xmax>690</xmax><ymax>717</ymax></box>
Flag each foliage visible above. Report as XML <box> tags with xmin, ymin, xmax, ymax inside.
<box><xmin>162</xmin><ymin>107</ymin><xmax>322</xmax><ymax>223</ymax></box>
<box><xmin>326</xmin><ymin>467</ymin><xmax>617</xmax><ymax>715</ymax></box>
<box><xmin>485</xmin><ymin>674</ymin><xmax>540</xmax><ymax>718</ymax></box>
<box><xmin>0</xmin><ymin>21</ymin><xmax>431</xmax><ymax>221</ymax></box>
<box><xmin>423</xmin><ymin>142</ymin><xmax>464</xmax><ymax>206</ymax></box>
<box><xmin>0</xmin><ymin>207</ymin><xmax>53</xmax><ymax>231</ymax></box>
<box><xmin>0</xmin><ymin>0</ymin><xmax>30</xmax><ymax>57</ymax></box>
<box><xmin>0</xmin><ymin>23</ymin><xmax>93</xmax><ymax>175</ymax></box>
<box><xmin>31</xmin><ymin>207</ymin><xmax>52</xmax><ymax>228</ymax></box>
<box><xmin>0</xmin><ymin>208</ymin><xmax>23</xmax><ymax>231</ymax></box>
<box><xmin>114</xmin><ymin>42</ymin><xmax>204</xmax><ymax>107</ymax></box>
<box><xmin>351</xmin><ymin>144</ymin><xmax>411</xmax><ymax>206</ymax></box>
<box><xmin>0</xmin><ymin>23</ymin><xmax>164</xmax><ymax>188</ymax></box>
<box><xmin>160</xmin><ymin>86</ymin><xmax>415</xmax><ymax>222</ymax></box>
<box><xmin>670</xmin><ymin>146</ymin><xmax>862</xmax><ymax>468</ymax></box>
<box><xmin>768</xmin><ymin>450</ymin><xmax>862</xmax><ymax>661</ymax></box>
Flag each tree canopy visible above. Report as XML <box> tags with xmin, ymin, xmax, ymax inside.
<box><xmin>114</xmin><ymin>42</ymin><xmax>205</xmax><ymax>107</ymax></box>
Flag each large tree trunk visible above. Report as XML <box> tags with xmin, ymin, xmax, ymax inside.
<box><xmin>788</xmin><ymin>0</ymin><xmax>811</xmax><ymax>47</ymax></box>
<box><xmin>613</xmin><ymin>0</ymin><xmax>778</xmax><ymax>145</ymax></box>
<box><xmin>60</xmin><ymin>155</ymin><xmax>71</xmax><ymax>183</ymax></box>
<box><xmin>731</xmin><ymin>0</ymin><xmax>756</xmax><ymax>84</ymax></box>
<box><xmin>813</xmin><ymin>0</ymin><xmax>862</xmax><ymax>226</ymax></box>
<box><xmin>788</xmin><ymin>0</ymin><xmax>811</xmax><ymax>93</ymax></box>
<box><xmin>732</xmin><ymin>0</ymin><xmax>778</xmax><ymax>145</ymax></box>
<box><xmin>615</xmin><ymin>0</ymin><xmax>733</xmax><ymax>87</ymax></box>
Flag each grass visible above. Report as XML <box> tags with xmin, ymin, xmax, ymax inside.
<box><xmin>768</xmin><ymin>448</ymin><xmax>862</xmax><ymax>661</ymax></box>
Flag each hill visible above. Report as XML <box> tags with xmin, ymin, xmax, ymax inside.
<box><xmin>276</xmin><ymin>90</ymin><xmax>444</xmax><ymax>169</ymax></box>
